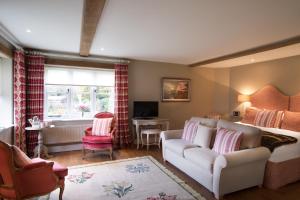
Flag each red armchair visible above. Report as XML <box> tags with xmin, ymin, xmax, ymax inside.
<box><xmin>0</xmin><ymin>141</ymin><xmax>68</xmax><ymax>200</ymax></box>
<box><xmin>82</xmin><ymin>112</ymin><xmax>116</xmax><ymax>160</ymax></box>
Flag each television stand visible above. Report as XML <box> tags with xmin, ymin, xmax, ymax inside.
<box><xmin>132</xmin><ymin>118</ymin><xmax>169</xmax><ymax>149</ymax></box>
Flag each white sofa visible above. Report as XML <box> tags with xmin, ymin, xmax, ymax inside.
<box><xmin>161</xmin><ymin>118</ymin><xmax>271</xmax><ymax>199</ymax></box>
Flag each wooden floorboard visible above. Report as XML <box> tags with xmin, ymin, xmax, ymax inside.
<box><xmin>50</xmin><ymin>147</ymin><xmax>300</xmax><ymax>200</ymax></box>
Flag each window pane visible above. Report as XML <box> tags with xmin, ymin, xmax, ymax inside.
<box><xmin>46</xmin><ymin>85</ymin><xmax>68</xmax><ymax>118</ymax></box>
<box><xmin>71</xmin><ymin>86</ymin><xmax>92</xmax><ymax>118</ymax></box>
<box><xmin>95</xmin><ymin>86</ymin><xmax>114</xmax><ymax>113</ymax></box>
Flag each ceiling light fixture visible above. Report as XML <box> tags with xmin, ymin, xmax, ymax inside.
<box><xmin>26</xmin><ymin>29</ymin><xmax>31</xmax><ymax>33</ymax></box>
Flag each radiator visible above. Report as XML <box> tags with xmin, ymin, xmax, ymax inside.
<box><xmin>43</xmin><ymin>120</ymin><xmax>92</xmax><ymax>153</ymax></box>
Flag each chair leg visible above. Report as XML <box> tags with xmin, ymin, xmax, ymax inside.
<box><xmin>109</xmin><ymin>147</ymin><xmax>113</xmax><ymax>160</ymax></box>
<box><xmin>59</xmin><ymin>184</ymin><xmax>65</xmax><ymax>200</ymax></box>
<box><xmin>82</xmin><ymin>148</ymin><xmax>86</xmax><ymax>160</ymax></box>
<box><xmin>147</xmin><ymin>134</ymin><xmax>150</xmax><ymax>151</ymax></box>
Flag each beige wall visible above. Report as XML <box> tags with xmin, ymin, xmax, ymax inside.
<box><xmin>128</xmin><ymin>55</ymin><xmax>300</xmax><ymax>132</ymax></box>
<box><xmin>229</xmin><ymin>55</ymin><xmax>300</xmax><ymax>114</ymax></box>
<box><xmin>128</xmin><ymin>60</ymin><xmax>216</xmax><ymax>130</ymax></box>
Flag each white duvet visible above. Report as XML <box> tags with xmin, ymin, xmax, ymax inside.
<box><xmin>236</xmin><ymin>122</ymin><xmax>300</xmax><ymax>163</ymax></box>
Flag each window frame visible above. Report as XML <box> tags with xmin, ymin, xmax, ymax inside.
<box><xmin>44</xmin><ymin>66</ymin><xmax>115</xmax><ymax>120</ymax></box>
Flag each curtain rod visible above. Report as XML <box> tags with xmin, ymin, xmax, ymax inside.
<box><xmin>31</xmin><ymin>50</ymin><xmax>130</xmax><ymax>64</ymax></box>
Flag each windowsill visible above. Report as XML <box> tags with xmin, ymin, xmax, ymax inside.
<box><xmin>0</xmin><ymin>124</ymin><xmax>14</xmax><ymax>130</ymax></box>
<box><xmin>44</xmin><ymin>118</ymin><xmax>93</xmax><ymax>122</ymax></box>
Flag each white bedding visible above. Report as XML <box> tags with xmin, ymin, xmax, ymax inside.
<box><xmin>236</xmin><ymin>122</ymin><xmax>300</xmax><ymax>163</ymax></box>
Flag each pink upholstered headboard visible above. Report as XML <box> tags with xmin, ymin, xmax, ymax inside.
<box><xmin>290</xmin><ymin>92</ymin><xmax>300</xmax><ymax>112</ymax></box>
<box><xmin>250</xmin><ymin>85</ymin><xmax>289</xmax><ymax>110</ymax></box>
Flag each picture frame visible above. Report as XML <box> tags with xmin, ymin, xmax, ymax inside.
<box><xmin>161</xmin><ymin>77</ymin><xmax>191</xmax><ymax>102</ymax></box>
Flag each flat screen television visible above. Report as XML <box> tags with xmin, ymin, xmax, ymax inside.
<box><xmin>133</xmin><ymin>101</ymin><xmax>158</xmax><ymax>119</ymax></box>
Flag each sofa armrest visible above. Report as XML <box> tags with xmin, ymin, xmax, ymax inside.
<box><xmin>161</xmin><ymin>129</ymin><xmax>183</xmax><ymax>140</ymax></box>
<box><xmin>213</xmin><ymin>147</ymin><xmax>270</xmax><ymax>199</ymax></box>
<box><xmin>214</xmin><ymin>147</ymin><xmax>271</xmax><ymax>168</ymax></box>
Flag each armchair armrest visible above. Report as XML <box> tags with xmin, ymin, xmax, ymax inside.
<box><xmin>161</xmin><ymin>129</ymin><xmax>183</xmax><ymax>140</ymax></box>
<box><xmin>85</xmin><ymin>127</ymin><xmax>92</xmax><ymax>136</ymax></box>
<box><xmin>214</xmin><ymin>147</ymin><xmax>271</xmax><ymax>168</ymax></box>
<box><xmin>15</xmin><ymin>162</ymin><xmax>59</xmax><ymax>196</ymax></box>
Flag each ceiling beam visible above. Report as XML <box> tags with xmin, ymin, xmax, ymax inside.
<box><xmin>80</xmin><ymin>0</ymin><xmax>106</xmax><ymax>57</ymax></box>
<box><xmin>189</xmin><ymin>35</ymin><xmax>300</xmax><ymax>67</ymax></box>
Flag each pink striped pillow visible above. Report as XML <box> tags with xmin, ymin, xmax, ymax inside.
<box><xmin>254</xmin><ymin>110</ymin><xmax>277</xmax><ymax>127</ymax></box>
<box><xmin>92</xmin><ymin>118</ymin><xmax>113</xmax><ymax>136</ymax></box>
<box><xmin>213</xmin><ymin>128</ymin><xmax>243</xmax><ymax>154</ymax></box>
<box><xmin>182</xmin><ymin>120</ymin><xmax>199</xmax><ymax>142</ymax></box>
<box><xmin>274</xmin><ymin>111</ymin><xmax>284</xmax><ymax>128</ymax></box>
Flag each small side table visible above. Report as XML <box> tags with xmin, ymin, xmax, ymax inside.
<box><xmin>141</xmin><ymin>129</ymin><xmax>161</xmax><ymax>151</ymax></box>
<box><xmin>25</xmin><ymin>127</ymin><xmax>52</xmax><ymax>159</ymax></box>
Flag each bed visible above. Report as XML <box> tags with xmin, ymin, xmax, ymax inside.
<box><xmin>238</xmin><ymin>85</ymin><xmax>300</xmax><ymax>189</ymax></box>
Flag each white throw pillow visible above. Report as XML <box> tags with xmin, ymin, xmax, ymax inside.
<box><xmin>193</xmin><ymin>124</ymin><xmax>216</xmax><ymax>148</ymax></box>
<box><xmin>92</xmin><ymin>118</ymin><xmax>113</xmax><ymax>136</ymax></box>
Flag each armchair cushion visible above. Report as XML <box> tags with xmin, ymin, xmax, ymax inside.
<box><xmin>92</xmin><ymin>117</ymin><xmax>113</xmax><ymax>136</ymax></box>
<box><xmin>82</xmin><ymin>135</ymin><xmax>112</xmax><ymax>144</ymax></box>
<box><xmin>12</xmin><ymin>146</ymin><xmax>32</xmax><ymax>168</ymax></box>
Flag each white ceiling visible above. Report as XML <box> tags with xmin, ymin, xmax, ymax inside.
<box><xmin>0</xmin><ymin>0</ymin><xmax>300</xmax><ymax>65</ymax></box>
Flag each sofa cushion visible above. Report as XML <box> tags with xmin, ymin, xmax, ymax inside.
<box><xmin>193</xmin><ymin>125</ymin><xmax>216</xmax><ymax>148</ymax></box>
<box><xmin>212</xmin><ymin>128</ymin><xmax>243</xmax><ymax>154</ymax></box>
<box><xmin>183</xmin><ymin>147</ymin><xmax>218</xmax><ymax>173</ymax></box>
<box><xmin>217</xmin><ymin>120</ymin><xmax>261</xmax><ymax>149</ymax></box>
<box><xmin>164</xmin><ymin>139</ymin><xmax>197</xmax><ymax>156</ymax></box>
<box><xmin>190</xmin><ymin>117</ymin><xmax>218</xmax><ymax>128</ymax></box>
<box><xmin>182</xmin><ymin>120</ymin><xmax>199</xmax><ymax>142</ymax></box>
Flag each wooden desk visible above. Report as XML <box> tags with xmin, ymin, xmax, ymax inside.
<box><xmin>132</xmin><ymin>118</ymin><xmax>169</xmax><ymax>149</ymax></box>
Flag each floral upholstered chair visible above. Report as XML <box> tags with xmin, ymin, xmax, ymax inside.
<box><xmin>0</xmin><ymin>140</ymin><xmax>68</xmax><ymax>200</ymax></box>
<box><xmin>82</xmin><ymin>112</ymin><xmax>116</xmax><ymax>160</ymax></box>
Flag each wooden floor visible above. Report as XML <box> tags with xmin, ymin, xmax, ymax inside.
<box><xmin>51</xmin><ymin>147</ymin><xmax>300</xmax><ymax>200</ymax></box>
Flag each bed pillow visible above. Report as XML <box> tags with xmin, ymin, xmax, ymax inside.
<box><xmin>281</xmin><ymin>111</ymin><xmax>300</xmax><ymax>132</ymax></box>
<box><xmin>212</xmin><ymin>128</ymin><xmax>243</xmax><ymax>154</ymax></box>
<box><xmin>254</xmin><ymin>109</ymin><xmax>277</xmax><ymax>127</ymax></box>
<box><xmin>273</xmin><ymin>110</ymin><xmax>285</xmax><ymax>128</ymax></box>
<box><xmin>193</xmin><ymin>124</ymin><xmax>217</xmax><ymax>148</ymax></box>
<box><xmin>92</xmin><ymin>118</ymin><xmax>113</xmax><ymax>136</ymax></box>
<box><xmin>242</xmin><ymin>107</ymin><xmax>259</xmax><ymax>124</ymax></box>
<box><xmin>182</xmin><ymin>120</ymin><xmax>199</xmax><ymax>142</ymax></box>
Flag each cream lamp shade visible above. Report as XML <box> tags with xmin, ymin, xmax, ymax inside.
<box><xmin>238</xmin><ymin>94</ymin><xmax>250</xmax><ymax>103</ymax></box>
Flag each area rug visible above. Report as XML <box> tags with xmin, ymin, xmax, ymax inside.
<box><xmin>48</xmin><ymin>156</ymin><xmax>206</xmax><ymax>200</ymax></box>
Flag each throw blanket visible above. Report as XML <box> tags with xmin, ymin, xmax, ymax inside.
<box><xmin>261</xmin><ymin>131</ymin><xmax>298</xmax><ymax>152</ymax></box>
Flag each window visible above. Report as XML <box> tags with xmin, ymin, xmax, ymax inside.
<box><xmin>45</xmin><ymin>66</ymin><xmax>114</xmax><ymax>120</ymax></box>
<box><xmin>0</xmin><ymin>57</ymin><xmax>13</xmax><ymax>127</ymax></box>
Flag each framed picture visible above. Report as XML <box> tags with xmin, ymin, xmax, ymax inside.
<box><xmin>161</xmin><ymin>77</ymin><xmax>191</xmax><ymax>102</ymax></box>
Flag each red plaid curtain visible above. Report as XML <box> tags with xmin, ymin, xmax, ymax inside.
<box><xmin>25</xmin><ymin>54</ymin><xmax>45</xmax><ymax>156</ymax></box>
<box><xmin>13</xmin><ymin>51</ymin><xmax>27</xmax><ymax>152</ymax></box>
<box><xmin>114</xmin><ymin>64</ymin><xmax>130</xmax><ymax>147</ymax></box>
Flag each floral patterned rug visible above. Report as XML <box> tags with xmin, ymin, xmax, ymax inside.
<box><xmin>48</xmin><ymin>156</ymin><xmax>206</xmax><ymax>200</ymax></box>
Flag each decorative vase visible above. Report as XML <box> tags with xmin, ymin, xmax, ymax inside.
<box><xmin>82</xmin><ymin>112</ymin><xmax>84</xmax><ymax>118</ymax></box>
